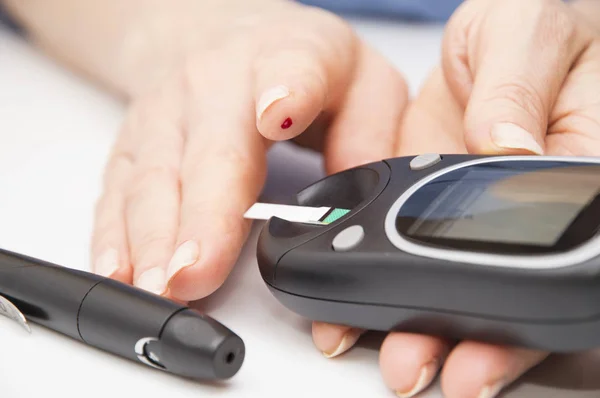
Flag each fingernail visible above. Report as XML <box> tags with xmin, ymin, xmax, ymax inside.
<box><xmin>396</xmin><ymin>360</ymin><xmax>440</xmax><ymax>398</ymax></box>
<box><xmin>166</xmin><ymin>240</ymin><xmax>199</xmax><ymax>281</ymax></box>
<box><xmin>322</xmin><ymin>329</ymin><xmax>363</xmax><ymax>358</ymax></box>
<box><xmin>135</xmin><ymin>267</ymin><xmax>167</xmax><ymax>295</ymax></box>
<box><xmin>257</xmin><ymin>85</ymin><xmax>290</xmax><ymax>121</ymax></box>
<box><xmin>477</xmin><ymin>380</ymin><xmax>505</xmax><ymax>398</ymax></box>
<box><xmin>490</xmin><ymin>123</ymin><xmax>544</xmax><ymax>155</ymax></box>
<box><xmin>94</xmin><ymin>248</ymin><xmax>119</xmax><ymax>277</ymax></box>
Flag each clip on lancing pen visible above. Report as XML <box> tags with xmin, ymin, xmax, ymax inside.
<box><xmin>244</xmin><ymin>203</ymin><xmax>350</xmax><ymax>225</ymax></box>
<box><xmin>0</xmin><ymin>293</ymin><xmax>31</xmax><ymax>332</ymax></box>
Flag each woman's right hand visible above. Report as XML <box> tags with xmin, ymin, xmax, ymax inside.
<box><xmin>87</xmin><ymin>0</ymin><xmax>409</xmax><ymax>301</ymax></box>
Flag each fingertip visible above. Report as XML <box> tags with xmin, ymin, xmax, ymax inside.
<box><xmin>93</xmin><ymin>247</ymin><xmax>120</xmax><ymax>277</ymax></box>
<box><xmin>256</xmin><ymin>85</ymin><xmax>290</xmax><ymax>122</ymax></box>
<box><xmin>441</xmin><ymin>342</ymin><xmax>506</xmax><ymax>398</ymax></box>
<box><xmin>256</xmin><ymin>76</ymin><xmax>327</xmax><ymax>142</ymax></box>
<box><xmin>166</xmin><ymin>241</ymin><xmax>236</xmax><ymax>301</ymax></box>
<box><xmin>379</xmin><ymin>333</ymin><xmax>447</xmax><ymax>396</ymax></box>
<box><xmin>441</xmin><ymin>341</ymin><xmax>547</xmax><ymax>398</ymax></box>
<box><xmin>163</xmin><ymin>290</ymin><xmax>189</xmax><ymax>305</ymax></box>
<box><xmin>488</xmin><ymin>123</ymin><xmax>544</xmax><ymax>155</ymax></box>
<box><xmin>110</xmin><ymin>264</ymin><xmax>133</xmax><ymax>284</ymax></box>
<box><xmin>92</xmin><ymin>247</ymin><xmax>132</xmax><ymax>284</ymax></box>
<box><xmin>167</xmin><ymin>264</ymin><xmax>225</xmax><ymax>302</ymax></box>
<box><xmin>312</xmin><ymin>322</ymin><xmax>362</xmax><ymax>358</ymax></box>
<box><xmin>465</xmin><ymin>122</ymin><xmax>545</xmax><ymax>156</ymax></box>
<box><xmin>312</xmin><ymin>321</ymin><xmax>346</xmax><ymax>354</ymax></box>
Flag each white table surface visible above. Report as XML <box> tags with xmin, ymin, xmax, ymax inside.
<box><xmin>1</xmin><ymin>17</ymin><xmax>599</xmax><ymax>398</ymax></box>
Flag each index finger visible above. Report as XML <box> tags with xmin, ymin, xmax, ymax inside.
<box><xmin>165</xmin><ymin>52</ymin><xmax>267</xmax><ymax>301</ymax></box>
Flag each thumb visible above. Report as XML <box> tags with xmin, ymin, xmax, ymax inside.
<box><xmin>442</xmin><ymin>0</ymin><xmax>592</xmax><ymax>155</ymax></box>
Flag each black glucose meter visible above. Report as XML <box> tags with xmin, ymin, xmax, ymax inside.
<box><xmin>256</xmin><ymin>154</ymin><xmax>600</xmax><ymax>352</ymax></box>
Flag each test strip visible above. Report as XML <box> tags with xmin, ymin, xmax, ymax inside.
<box><xmin>244</xmin><ymin>203</ymin><xmax>350</xmax><ymax>225</ymax></box>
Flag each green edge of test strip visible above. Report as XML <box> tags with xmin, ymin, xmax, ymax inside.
<box><xmin>321</xmin><ymin>208</ymin><xmax>350</xmax><ymax>224</ymax></box>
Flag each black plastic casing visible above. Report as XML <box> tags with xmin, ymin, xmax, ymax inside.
<box><xmin>257</xmin><ymin>155</ymin><xmax>600</xmax><ymax>352</ymax></box>
<box><xmin>0</xmin><ymin>249</ymin><xmax>244</xmax><ymax>380</ymax></box>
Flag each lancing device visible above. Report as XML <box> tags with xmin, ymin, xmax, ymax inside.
<box><xmin>0</xmin><ymin>248</ymin><xmax>244</xmax><ymax>380</ymax></box>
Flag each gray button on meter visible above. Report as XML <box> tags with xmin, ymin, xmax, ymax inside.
<box><xmin>410</xmin><ymin>153</ymin><xmax>441</xmax><ymax>170</ymax></box>
<box><xmin>332</xmin><ymin>225</ymin><xmax>365</xmax><ymax>251</ymax></box>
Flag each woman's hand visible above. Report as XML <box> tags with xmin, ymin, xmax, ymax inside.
<box><xmin>313</xmin><ymin>0</ymin><xmax>600</xmax><ymax>397</ymax></box>
<box><xmin>64</xmin><ymin>1</ymin><xmax>408</xmax><ymax>299</ymax></box>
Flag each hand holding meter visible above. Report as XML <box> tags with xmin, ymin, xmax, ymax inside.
<box><xmin>248</xmin><ymin>154</ymin><xmax>600</xmax><ymax>352</ymax></box>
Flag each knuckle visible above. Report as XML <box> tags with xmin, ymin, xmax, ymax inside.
<box><xmin>253</xmin><ymin>7</ymin><xmax>355</xmax><ymax>69</ymax></box>
<box><xmin>91</xmin><ymin>229</ymin><xmax>119</xmax><ymax>254</ymax></box>
<box><xmin>126</xmin><ymin>97</ymin><xmax>160</xmax><ymax>130</ymax></box>
<box><xmin>127</xmin><ymin>165</ymin><xmax>180</xmax><ymax>198</ymax></box>
<box><xmin>574</xmin><ymin>39</ymin><xmax>600</xmax><ymax>72</ymax></box>
<box><xmin>126</xmin><ymin>80</ymin><xmax>185</xmax><ymax>130</ymax></box>
<box><xmin>303</xmin><ymin>8</ymin><xmax>355</xmax><ymax>57</ymax></box>
<box><xmin>534</xmin><ymin>2</ymin><xmax>578</xmax><ymax>47</ymax></box>
<box><xmin>210</xmin><ymin>144</ymin><xmax>255</xmax><ymax>170</ymax></box>
<box><xmin>445</xmin><ymin>0</ymin><xmax>475</xmax><ymax>33</ymax></box>
<box><xmin>182</xmin><ymin>145</ymin><xmax>263</xmax><ymax>186</ymax></box>
<box><xmin>102</xmin><ymin>150</ymin><xmax>135</xmax><ymax>189</ymax></box>
<box><xmin>182</xmin><ymin>38</ymin><xmax>253</xmax><ymax>86</ymax></box>
<box><xmin>553</xmin><ymin>108</ymin><xmax>600</xmax><ymax>141</ymax></box>
<box><xmin>109</xmin><ymin>149</ymin><xmax>136</xmax><ymax>169</ymax></box>
<box><xmin>499</xmin><ymin>0</ymin><xmax>580</xmax><ymax>47</ymax></box>
<box><xmin>130</xmin><ymin>233</ymin><xmax>171</xmax><ymax>263</ymax></box>
<box><xmin>123</xmin><ymin>97</ymin><xmax>167</xmax><ymax>142</ymax></box>
<box><xmin>487</xmin><ymin>0</ymin><xmax>583</xmax><ymax>50</ymax></box>
<box><xmin>305</xmin><ymin>7</ymin><xmax>353</xmax><ymax>37</ymax></box>
<box><xmin>93</xmin><ymin>192</ymin><xmax>120</xmax><ymax>220</ymax></box>
<box><xmin>485</xmin><ymin>80</ymin><xmax>547</xmax><ymax>123</ymax></box>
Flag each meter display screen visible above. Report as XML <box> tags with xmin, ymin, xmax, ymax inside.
<box><xmin>396</xmin><ymin>161</ymin><xmax>600</xmax><ymax>254</ymax></box>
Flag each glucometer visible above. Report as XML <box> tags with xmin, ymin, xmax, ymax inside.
<box><xmin>246</xmin><ymin>154</ymin><xmax>600</xmax><ymax>352</ymax></box>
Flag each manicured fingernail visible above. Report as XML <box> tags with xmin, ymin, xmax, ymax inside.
<box><xmin>136</xmin><ymin>267</ymin><xmax>167</xmax><ymax>295</ymax></box>
<box><xmin>94</xmin><ymin>248</ymin><xmax>119</xmax><ymax>277</ymax></box>
<box><xmin>322</xmin><ymin>329</ymin><xmax>363</xmax><ymax>358</ymax></box>
<box><xmin>167</xmin><ymin>240</ymin><xmax>199</xmax><ymax>281</ymax></box>
<box><xmin>257</xmin><ymin>85</ymin><xmax>290</xmax><ymax>121</ymax></box>
<box><xmin>396</xmin><ymin>360</ymin><xmax>440</xmax><ymax>398</ymax></box>
<box><xmin>490</xmin><ymin>123</ymin><xmax>544</xmax><ymax>155</ymax></box>
<box><xmin>477</xmin><ymin>380</ymin><xmax>505</xmax><ymax>398</ymax></box>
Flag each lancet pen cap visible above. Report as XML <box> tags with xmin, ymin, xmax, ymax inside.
<box><xmin>140</xmin><ymin>309</ymin><xmax>245</xmax><ymax>380</ymax></box>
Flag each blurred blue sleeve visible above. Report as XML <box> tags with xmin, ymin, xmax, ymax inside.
<box><xmin>0</xmin><ymin>1</ymin><xmax>463</xmax><ymax>33</ymax></box>
<box><xmin>298</xmin><ymin>0</ymin><xmax>463</xmax><ymax>21</ymax></box>
<box><xmin>0</xmin><ymin>3</ymin><xmax>21</xmax><ymax>32</ymax></box>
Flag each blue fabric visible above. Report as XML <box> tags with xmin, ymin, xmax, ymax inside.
<box><xmin>0</xmin><ymin>1</ymin><xmax>466</xmax><ymax>33</ymax></box>
<box><xmin>0</xmin><ymin>1</ymin><xmax>463</xmax><ymax>29</ymax></box>
<box><xmin>0</xmin><ymin>3</ymin><xmax>21</xmax><ymax>31</ymax></box>
<box><xmin>298</xmin><ymin>0</ymin><xmax>463</xmax><ymax>21</ymax></box>
<box><xmin>0</xmin><ymin>5</ymin><xmax>10</xmax><ymax>25</ymax></box>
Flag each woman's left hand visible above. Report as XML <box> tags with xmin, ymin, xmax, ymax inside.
<box><xmin>312</xmin><ymin>0</ymin><xmax>600</xmax><ymax>397</ymax></box>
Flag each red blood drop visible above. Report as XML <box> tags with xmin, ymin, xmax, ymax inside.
<box><xmin>281</xmin><ymin>117</ymin><xmax>293</xmax><ymax>129</ymax></box>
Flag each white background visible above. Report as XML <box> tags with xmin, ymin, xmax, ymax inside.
<box><xmin>1</xmin><ymin>17</ymin><xmax>600</xmax><ymax>398</ymax></box>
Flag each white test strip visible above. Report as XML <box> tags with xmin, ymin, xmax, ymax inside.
<box><xmin>244</xmin><ymin>203</ymin><xmax>332</xmax><ymax>224</ymax></box>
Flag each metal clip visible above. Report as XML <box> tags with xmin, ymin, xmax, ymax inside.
<box><xmin>0</xmin><ymin>294</ymin><xmax>31</xmax><ymax>333</ymax></box>
<box><xmin>135</xmin><ymin>337</ymin><xmax>165</xmax><ymax>370</ymax></box>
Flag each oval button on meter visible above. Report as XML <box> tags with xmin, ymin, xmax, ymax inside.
<box><xmin>332</xmin><ymin>225</ymin><xmax>365</xmax><ymax>252</ymax></box>
<box><xmin>410</xmin><ymin>153</ymin><xmax>441</xmax><ymax>170</ymax></box>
